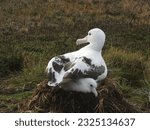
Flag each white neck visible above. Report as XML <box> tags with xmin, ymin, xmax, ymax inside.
<box><xmin>86</xmin><ymin>42</ymin><xmax>103</xmax><ymax>52</ymax></box>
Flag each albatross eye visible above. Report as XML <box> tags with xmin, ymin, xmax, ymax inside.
<box><xmin>88</xmin><ymin>33</ymin><xmax>91</xmax><ymax>36</ymax></box>
<box><xmin>90</xmin><ymin>84</ymin><xmax>93</xmax><ymax>87</ymax></box>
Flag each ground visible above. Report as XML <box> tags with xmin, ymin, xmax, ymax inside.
<box><xmin>0</xmin><ymin>0</ymin><xmax>150</xmax><ymax>112</ymax></box>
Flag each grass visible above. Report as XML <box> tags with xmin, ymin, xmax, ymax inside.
<box><xmin>104</xmin><ymin>47</ymin><xmax>145</xmax><ymax>86</ymax></box>
<box><xmin>0</xmin><ymin>91</ymin><xmax>32</xmax><ymax>101</ymax></box>
<box><xmin>0</xmin><ymin>91</ymin><xmax>32</xmax><ymax>112</ymax></box>
<box><xmin>104</xmin><ymin>47</ymin><xmax>150</xmax><ymax>105</ymax></box>
<box><xmin>0</xmin><ymin>0</ymin><xmax>150</xmax><ymax>111</ymax></box>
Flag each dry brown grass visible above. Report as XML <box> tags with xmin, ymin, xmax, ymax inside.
<box><xmin>121</xmin><ymin>0</ymin><xmax>150</xmax><ymax>25</ymax></box>
<box><xmin>0</xmin><ymin>0</ymin><xmax>149</xmax><ymax>29</ymax></box>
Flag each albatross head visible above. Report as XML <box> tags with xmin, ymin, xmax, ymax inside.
<box><xmin>60</xmin><ymin>78</ymin><xmax>98</xmax><ymax>97</ymax></box>
<box><xmin>80</xmin><ymin>78</ymin><xmax>98</xmax><ymax>97</ymax></box>
<box><xmin>76</xmin><ymin>28</ymin><xmax>105</xmax><ymax>51</ymax></box>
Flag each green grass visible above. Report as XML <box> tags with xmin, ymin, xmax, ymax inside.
<box><xmin>0</xmin><ymin>91</ymin><xmax>32</xmax><ymax>101</ymax></box>
<box><xmin>0</xmin><ymin>91</ymin><xmax>32</xmax><ymax>112</ymax></box>
<box><xmin>104</xmin><ymin>47</ymin><xmax>146</xmax><ymax>86</ymax></box>
<box><xmin>104</xmin><ymin>47</ymin><xmax>150</xmax><ymax>105</ymax></box>
<box><xmin>0</xmin><ymin>0</ymin><xmax>150</xmax><ymax>111</ymax></box>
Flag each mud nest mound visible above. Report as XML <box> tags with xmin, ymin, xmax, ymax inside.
<box><xmin>23</xmin><ymin>79</ymin><xmax>141</xmax><ymax>113</ymax></box>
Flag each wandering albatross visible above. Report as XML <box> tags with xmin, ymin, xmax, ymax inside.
<box><xmin>46</xmin><ymin>28</ymin><xmax>107</xmax><ymax>97</ymax></box>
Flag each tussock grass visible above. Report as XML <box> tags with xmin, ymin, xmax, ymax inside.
<box><xmin>104</xmin><ymin>47</ymin><xmax>149</xmax><ymax>105</ymax></box>
<box><xmin>104</xmin><ymin>47</ymin><xmax>146</xmax><ymax>87</ymax></box>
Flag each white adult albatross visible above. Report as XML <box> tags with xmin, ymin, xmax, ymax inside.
<box><xmin>46</xmin><ymin>28</ymin><xmax>107</xmax><ymax>97</ymax></box>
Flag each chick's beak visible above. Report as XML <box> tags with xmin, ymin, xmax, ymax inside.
<box><xmin>92</xmin><ymin>88</ymin><xmax>98</xmax><ymax>97</ymax></box>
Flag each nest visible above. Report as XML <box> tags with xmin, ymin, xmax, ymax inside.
<box><xmin>23</xmin><ymin>79</ymin><xmax>140</xmax><ymax>113</ymax></box>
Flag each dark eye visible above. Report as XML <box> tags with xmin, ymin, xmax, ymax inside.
<box><xmin>90</xmin><ymin>84</ymin><xmax>93</xmax><ymax>87</ymax></box>
<box><xmin>88</xmin><ymin>33</ymin><xmax>91</xmax><ymax>36</ymax></box>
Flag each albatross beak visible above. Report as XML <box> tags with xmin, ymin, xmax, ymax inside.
<box><xmin>92</xmin><ymin>88</ymin><xmax>98</xmax><ymax>97</ymax></box>
<box><xmin>76</xmin><ymin>36</ymin><xmax>88</xmax><ymax>45</ymax></box>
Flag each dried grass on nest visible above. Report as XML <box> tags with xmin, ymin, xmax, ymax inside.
<box><xmin>24</xmin><ymin>78</ymin><xmax>141</xmax><ymax>113</ymax></box>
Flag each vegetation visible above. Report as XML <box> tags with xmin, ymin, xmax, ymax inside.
<box><xmin>0</xmin><ymin>0</ymin><xmax>150</xmax><ymax>112</ymax></box>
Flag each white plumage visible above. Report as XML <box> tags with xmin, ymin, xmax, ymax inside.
<box><xmin>46</xmin><ymin>28</ymin><xmax>107</xmax><ymax>96</ymax></box>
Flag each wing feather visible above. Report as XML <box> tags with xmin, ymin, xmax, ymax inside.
<box><xmin>63</xmin><ymin>57</ymin><xmax>105</xmax><ymax>80</ymax></box>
